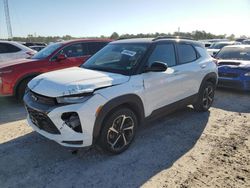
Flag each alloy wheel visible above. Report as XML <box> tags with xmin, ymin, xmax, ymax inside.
<box><xmin>107</xmin><ymin>115</ymin><xmax>135</xmax><ymax>151</ymax></box>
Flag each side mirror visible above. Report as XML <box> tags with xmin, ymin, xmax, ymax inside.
<box><xmin>56</xmin><ymin>54</ymin><xmax>66</xmax><ymax>61</ymax></box>
<box><xmin>145</xmin><ymin>61</ymin><xmax>168</xmax><ymax>72</ymax></box>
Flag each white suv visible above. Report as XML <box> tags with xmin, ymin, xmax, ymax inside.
<box><xmin>0</xmin><ymin>41</ymin><xmax>36</xmax><ymax>63</ymax></box>
<box><xmin>24</xmin><ymin>37</ymin><xmax>218</xmax><ymax>154</ymax></box>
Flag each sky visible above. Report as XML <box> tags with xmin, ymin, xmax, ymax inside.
<box><xmin>0</xmin><ymin>0</ymin><xmax>250</xmax><ymax>38</ymax></box>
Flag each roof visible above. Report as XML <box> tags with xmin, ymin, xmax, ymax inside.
<box><xmin>111</xmin><ymin>37</ymin><xmax>203</xmax><ymax>47</ymax></box>
<box><xmin>59</xmin><ymin>38</ymin><xmax>112</xmax><ymax>45</ymax></box>
<box><xmin>223</xmin><ymin>45</ymin><xmax>250</xmax><ymax>48</ymax></box>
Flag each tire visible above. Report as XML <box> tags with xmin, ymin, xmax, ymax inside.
<box><xmin>193</xmin><ymin>81</ymin><xmax>215</xmax><ymax>112</ymax></box>
<box><xmin>16</xmin><ymin>78</ymin><xmax>33</xmax><ymax>102</ymax></box>
<box><xmin>98</xmin><ymin>108</ymin><xmax>138</xmax><ymax>154</ymax></box>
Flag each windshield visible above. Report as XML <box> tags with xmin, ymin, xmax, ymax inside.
<box><xmin>31</xmin><ymin>43</ymin><xmax>62</xmax><ymax>59</ymax></box>
<box><xmin>215</xmin><ymin>47</ymin><xmax>250</xmax><ymax>61</ymax></box>
<box><xmin>209</xmin><ymin>43</ymin><xmax>231</xmax><ymax>49</ymax></box>
<box><xmin>81</xmin><ymin>43</ymin><xmax>149</xmax><ymax>75</ymax></box>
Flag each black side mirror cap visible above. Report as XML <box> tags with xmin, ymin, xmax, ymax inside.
<box><xmin>145</xmin><ymin>61</ymin><xmax>168</xmax><ymax>72</ymax></box>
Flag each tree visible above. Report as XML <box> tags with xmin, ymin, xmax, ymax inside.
<box><xmin>110</xmin><ymin>32</ymin><xmax>119</xmax><ymax>39</ymax></box>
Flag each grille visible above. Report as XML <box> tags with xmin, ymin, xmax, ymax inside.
<box><xmin>218</xmin><ymin>72</ymin><xmax>239</xmax><ymax>78</ymax></box>
<box><xmin>29</xmin><ymin>91</ymin><xmax>57</xmax><ymax>105</ymax></box>
<box><xmin>218</xmin><ymin>62</ymin><xmax>241</xmax><ymax>66</ymax></box>
<box><xmin>26</xmin><ymin>106</ymin><xmax>60</xmax><ymax>134</ymax></box>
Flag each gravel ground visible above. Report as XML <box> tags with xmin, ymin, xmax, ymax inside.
<box><xmin>0</xmin><ymin>89</ymin><xmax>249</xmax><ymax>188</ymax></box>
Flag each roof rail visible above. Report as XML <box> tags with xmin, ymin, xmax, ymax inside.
<box><xmin>153</xmin><ymin>36</ymin><xmax>194</xmax><ymax>41</ymax></box>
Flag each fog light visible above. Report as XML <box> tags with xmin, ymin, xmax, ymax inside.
<box><xmin>61</xmin><ymin>112</ymin><xmax>82</xmax><ymax>133</ymax></box>
<box><xmin>245</xmin><ymin>72</ymin><xmax>250</xmax><ymax>76</ymax></box>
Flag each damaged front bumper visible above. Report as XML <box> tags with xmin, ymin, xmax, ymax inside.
<box><xmin>24</xmin><ymin>89</ymin><xmax>107</xmax><ymax>147</ymax></box>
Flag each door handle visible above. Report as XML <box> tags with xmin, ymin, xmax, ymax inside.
<box><xmin>201</xmin><ymin>64</ymin><xmax>207</xmax><ymax>69</ymax></box>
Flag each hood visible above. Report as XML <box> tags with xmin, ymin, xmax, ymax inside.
<box><xmin>28</xmin><ymin>67</ymin><xmax>130</xmax><ymax>97</ymax></box>
<box><xmin>0</xmin><ymin>58</ymin><xmax>37</xmax><ymax>69</ymax></box>
<box><xmin>218</xmin><ymin>59</ymin><xmax>250</xmax><ymax>70</ymax></box>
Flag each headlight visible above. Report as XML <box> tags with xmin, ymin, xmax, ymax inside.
<box><xmin>245</xmin><ymin>72</ymin><xmax>250</xmax><ymax>76</ymax></box>
<box><xmin>56</xmin><ymin>95</ymin><xmax>92</xmax><ymax>104</ymax></box>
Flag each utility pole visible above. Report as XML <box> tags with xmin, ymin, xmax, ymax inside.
<box><xmin>3</xmin><ymin>0</ymin><xmax>13</xmax><ymax>39</ymax></box>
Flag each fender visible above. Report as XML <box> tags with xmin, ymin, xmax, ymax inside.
<box><xmin>92</xmin><ymin>94</ymin><xmax>145</xmax><ymax>142</ymax></box>
<box><xmin>14</xmin><ymin>72</ymin><xmax>41</xmax><ymax>96</ymax></box>
<box><xmin>199</xmin><ymin>72</ymin><xmax>218</xmax><ymax>92</ymax></box>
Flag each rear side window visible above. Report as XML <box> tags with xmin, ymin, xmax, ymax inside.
<box><xmin>148</xmin><ymin>43</ymin><xmax>176</xmax><ymax>67</ymax></box>
<box><xmin>88</xmin><ymin>42</ymin><xmax>108</xmax><ymax>55</ymax></box>
<box><xmin>0</xmin><ymin>43</ymin><xmax>21</xmax><ymax>53</ymax></box>
<box><xmin>177</xmin><ymin>44</ymin><xmax>197</xmax><ymax>64</ymax></box>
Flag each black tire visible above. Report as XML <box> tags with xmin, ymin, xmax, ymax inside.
<box><xmin>16</xmin><ymin>78</ymin><xmax>33</xmax><ymax>102</ymax></box>
<box><xmin>193</xmin><ymin>81</ymin><xmax>215</xmax><ymax>112</ymax></box>
<box><xmin>98</xmin><ymin>108</ymin><xmax>138</xmax><ymax>154</ymax></box>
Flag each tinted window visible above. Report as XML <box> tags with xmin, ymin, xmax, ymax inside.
<box><xmin>177</xmin><ymin>44</ymin><xmax>197</xmax><ymax>64</ymax></box>
<box><xmin>148</xmin><ymin>44</ymin><xmax>176</xmax><ymax>67</ymax></box>
<box><xmin>215</xmin><ymin>47</ymin><xmax>250</xmax><ymax>61</ymax></box>
<box><xmin>88</xmin><ymin>42</ymin><xmax>108</xmax><ymax>55</ymax></box>
<box><xmin>0</xmin><ymin>43</ymin><xmax>21</xmax><ymax>53</ymax></box>
<box><xmin>60</xmin><ymin>43</ymin><xmax>88</xmax><ymax>58</ymax></box>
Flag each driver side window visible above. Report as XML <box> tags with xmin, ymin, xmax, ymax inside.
<box><xmin>55</xmin><ymin>43</ymin><xmax>88</xmax><ymax>59</ymax></box>
<box><xmin>148</xmin><ymin>44</ymin><xmax>176</xmax><ymax>67</ymax></box>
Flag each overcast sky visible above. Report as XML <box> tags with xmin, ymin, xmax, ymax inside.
<box><xmin>0</xmin><ymin>0</ymin><xmax>249</xmax><ymax>38</ymax></box>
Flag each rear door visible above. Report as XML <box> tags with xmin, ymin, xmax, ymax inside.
<box><xmin>174</xmin><ymin>43</ymin><xmax>204</xmax><ymax>97</ymax></box>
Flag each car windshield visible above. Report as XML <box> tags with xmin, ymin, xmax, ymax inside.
<box><xmin>81</xmin><ymin>43</ymin><xmax>149</xmax><ymax>75</ymax></box>
<box><xmin>31</xmin><ymin>43</ymin><xmax>62</xmax><ymax>59</ymax></box>
<box><xmin>215</xmin><ymin>47</ymin><xmax>250</xmax><ymax>61</ymax></box>
<box><xmin>209</xmin><ymin>43</ymin><xmax>231</xmax><ymax>49</ymax></box>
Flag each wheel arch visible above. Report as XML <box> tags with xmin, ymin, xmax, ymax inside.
<box><xmin>14</xmin><ymin>73</ymin><xmax>41</xmax><ymax>96</ymax></box>
<box><xmin>199</xmin><ymin>72</ymin><xmax>218</xmax><ymax>92</ymax></box>
<box><xmin>93</xmin><ymin>94</ymin><xmax>145</xmax><ymax>142</ymax></box>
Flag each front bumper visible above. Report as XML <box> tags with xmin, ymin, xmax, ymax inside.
<box><xmin>218</xmin><ymin>68</ymin><xmax>250</xmax><ymax>91</ymax></box>
<box><xmin>24</xmin><ymin>90</ymin><xmax>107</xmax><ymax>147</ymax></box>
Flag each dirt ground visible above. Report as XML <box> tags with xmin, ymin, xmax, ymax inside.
<box><xmin>0</xmin><ymin>89</ymin><xmax>249</xmax><ymax>188</ymax></box>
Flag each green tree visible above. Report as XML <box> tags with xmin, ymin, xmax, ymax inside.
<box><xmin>110</xmin><ymin>32</ymin><xmax>119</xmax><ymax>39</ymax></box>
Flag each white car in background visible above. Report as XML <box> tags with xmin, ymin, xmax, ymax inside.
<box><xmin>207</xmin><ymin>41</ymin><xmax>241</xmax><ymax>56</ymax></box>
<box><xmin>0</xmin><ymin>41</ymin><xmax>37</xmax><ymax>63</ymax></box>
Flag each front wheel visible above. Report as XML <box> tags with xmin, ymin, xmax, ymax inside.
<box><xmin>98</xmin><ymin>108</ymin><xmax>138</xmax><ymax>154</ymax></box>
<box><xmin>193</xmin><ymin>82</ymin><xmax>215</xmax><ymax>112</ymax></box>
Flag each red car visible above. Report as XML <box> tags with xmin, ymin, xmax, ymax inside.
<box><xmin>0</xmin><ymin>39</ymin><xmax>111</xmax><ymax>99</ymax></box>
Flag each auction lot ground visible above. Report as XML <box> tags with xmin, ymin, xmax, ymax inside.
<box><xmin>0</xmin><ymin>89</ymin><xmax>249</xmax><ymax>188</ymax></box>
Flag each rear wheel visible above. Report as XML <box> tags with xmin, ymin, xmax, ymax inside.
<box><xmin>98</xmin><ymin>108</ymin><xmax>138</xmax><ymax>154</ymax></box>
<box><xmin>193</xmin><ymin>82</ymin><xmax>215</xmax><ymax>112</ymax></box>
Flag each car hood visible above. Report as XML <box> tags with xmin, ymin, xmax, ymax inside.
<box><xmin>0</xmin><ymin>58</ymin><xmax>37</xmax><ymax>69</ymax></box>
<box><xmin>28</xmin><ymin>67</ymin><xmax>130</xmax><ymax>97</ymax></box>
<box><xmin>218</xmin><ymin>60</ymin><xmax>250</xmax><ymax>70</ymax></box>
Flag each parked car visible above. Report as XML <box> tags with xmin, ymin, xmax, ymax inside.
<box><xmin>0</xmin><ymin>41</ymin><xmax>37</xmax><ymax>62</ymax></box>
<box><xmin>29</xmin><ymin>45</ymin><xmax>45</xmax><ymax>52</ymax></box>
<box><xmin>0</xmin><ymin>39</ymin><xmax>111</xmax><ymax>99</ymax></box>
<box><xmin>242</xmin><ymin>39</ymin><xmax>250</xmax><ymax>45</ymax></box>
<box><xmin>207</xmin><ymin>41</ymin><xmax>241</xmax><ymax>56</ymax></box>
<box><xmin>215</xmin><ymin>45</ymin><xmax>250</xmax><ymax>91</ymax></box>
<box><xmin>24</xmin><ymin>37</ymin><xmax>218</xmax><ymax>154</ymax></box>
